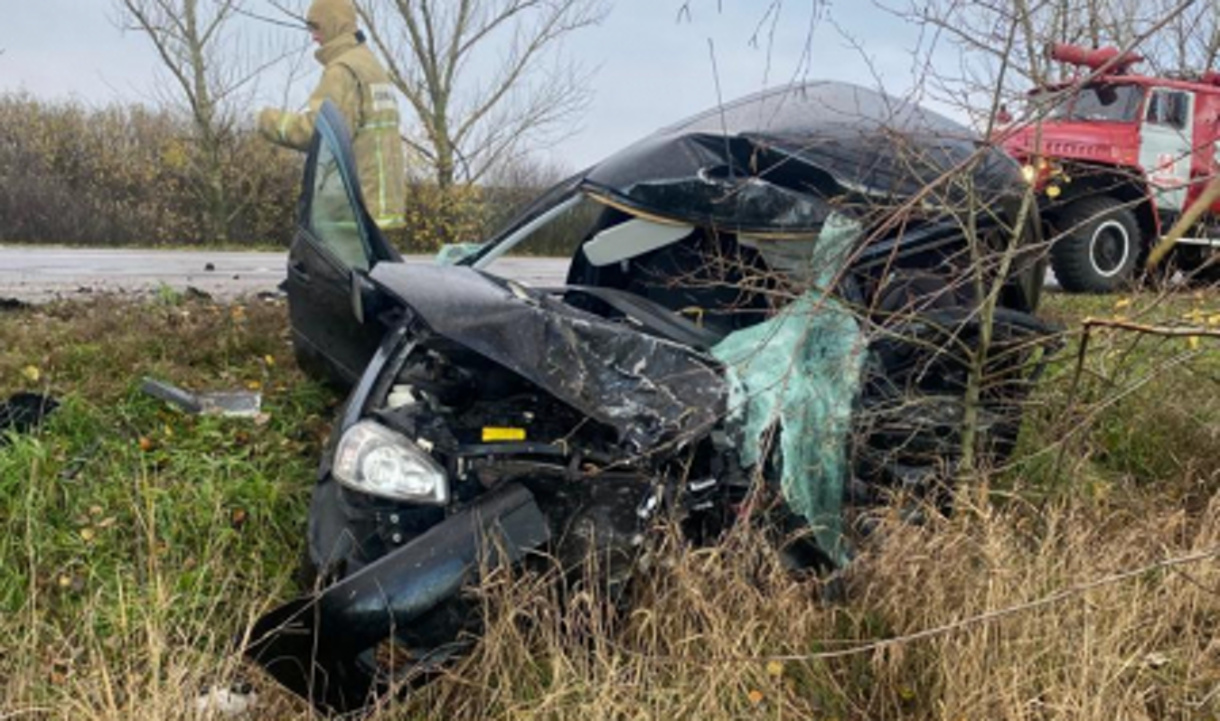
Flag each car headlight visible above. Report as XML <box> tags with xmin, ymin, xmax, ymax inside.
<box><xmin>333</xmin><ymin>421</ymin><xmax>449</xmax><ymax>505</ymax></box>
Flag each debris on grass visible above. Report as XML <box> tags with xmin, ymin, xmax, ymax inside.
<box><xmin>194</xmin><ymin>686</ymin><xmax>260</xmax><ymax>717</ymax></box>
<box><xmin>140</xmin><ymin>377</ymin><xmax>262</xmax><ymax>418</ymax></box>
<box><xmin>0</xmin><ymin>392</ymin><xmax>59</xmax><ymax>440</ymax></box>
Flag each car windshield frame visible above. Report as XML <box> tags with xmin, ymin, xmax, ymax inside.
<box><xmin>470</xmin><ymin>193</ymin><xmax>586</xmax><ymax>270</ymax></box>
<box><xmin>458</xmin><ymin>172</ymin><xmax>587</xmax><ymax>267</ymax></box>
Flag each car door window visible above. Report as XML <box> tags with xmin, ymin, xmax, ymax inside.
<box><xmin>1146</xmin><ymin>90</ymin><xmax>1189</xmax><ymax>129</ymax></box>
<box><xmin>309</xmin><ymin>139</ymin><xmax>370</xmax><ymax>271</ymax></box>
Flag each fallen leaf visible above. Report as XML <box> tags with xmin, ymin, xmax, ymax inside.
<box><xmin>79</xmin><ymin>528</ymin><xmax>95</xmax><ymax>542</ymax></box>
<box><xmin>1189</xmin><ymin>336</ymin><xmax>1201</xmax><ymax>350</ymax></box>
<box><xmin>21</xmin><ymin>365</ymin><xmax>41</xmax><ymax>383</ymax></box>
<box><xmin>766</xmin><ymin>660</ymin><xmax>784</xmax><ymax>678</ymax></box>
<box><xmin>747</xmin><ymin>689</ymin><xmax>764</xmax><ymax>705</ymax></box>
<box><xmin>264</xmin><ymin>355</ymin><xmax>276</xmax><ymax>367</ymax></box>
<box><xmin>1114</xmin><ymin>297</ymin><xmax>1131</xmax><ymax>309</ymax></box>
<box><xmin>138</xmin><ymin>437</ymin><xmax>154</xmax><ymax>452</ymax></box>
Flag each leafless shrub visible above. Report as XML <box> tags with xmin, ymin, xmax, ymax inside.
<box><xmin>0</xmin><ymin>94</ymin><xmax>298</xmax><ymax>246</ymax></box>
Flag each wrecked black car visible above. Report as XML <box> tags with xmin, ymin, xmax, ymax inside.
<box><xmin>248</xmin><ymin>82</ymin><xmax>1053</xmax><ymax>714</ymax></box>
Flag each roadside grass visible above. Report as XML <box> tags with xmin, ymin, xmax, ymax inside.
<box><xmin>0</xmin><ymin>296</ymin><xmax>329</xmax><ymax>719</ymax></box>
<box><xmin>0</xmin><ymin>288</ymin><xmax>1217</xmax><ymax>719</ymax></box>
<box><xmin>1014</xmin><ymin>289</ymin><xmax>1220</xmax><ymax>499</ymax></box>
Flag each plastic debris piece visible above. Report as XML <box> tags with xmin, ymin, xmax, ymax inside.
<box><xmin>0</xmin><ymin>392</ymin><xmax>59</xmax><ymax>440</ymax></box>
<box><xmin>194</xmin><ymin>687</ymin><xmax>259</xmax><ymax>717</ymax></box>
<box><xmin>386</xmin><ymin>385</ymin><xmax>417</xmax><ymax>409</ymax></box>
<box><xmin>140</xmin><ymin>378</ymin><xmax>262</xmax><ymax>418</ymax></box>
<box><xmin>435</xmin><ymin>242</ymin><xmax>486</xmax><ymax>266</ymax></box>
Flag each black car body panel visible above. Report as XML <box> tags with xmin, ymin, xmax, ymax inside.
<box><xmin>285</xmin><ymin>103</ymin><xmax>402</xmax><ymax>386</ymax></box>
<box><xmin>247</xmin><ymin>483</ymin><xmax>550</xmax><ymax>716</ymax></box>
<box><xmin>466</xmin><ymin>82</ymin><xmax>1028</xmax><ymax>261</ymax></box>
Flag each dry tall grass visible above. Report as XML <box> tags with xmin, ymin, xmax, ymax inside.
<box><xmin>10</xmin><ymin>486</ymin><xmax>1220</xmax><ymax>720</ymax></box>
<box><xmin>384</xmin><ymin>486</ymin><xmax>1220</xmax><ymax>721</ymax></box>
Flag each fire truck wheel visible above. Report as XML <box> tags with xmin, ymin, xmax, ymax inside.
<box><xmin>1051</xmin><ymin>197</ymin><xmax>1140</xmax><ymax>293</ymax></box>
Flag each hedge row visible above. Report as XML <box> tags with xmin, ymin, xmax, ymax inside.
<box><xmin>0</xmin><ymin>95</ymin><xmax>299</xmax><ymax>247</ymax></box>
<box><xmin>0</xmin><ymin>95</ymin><xmax>558</xmax><ymax>252</ymax></box>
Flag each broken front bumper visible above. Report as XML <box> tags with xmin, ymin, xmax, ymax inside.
<box><xmin>244</xmin><ymin>482</ymin><xmax>550</xmax><ymax>715</ymax></box>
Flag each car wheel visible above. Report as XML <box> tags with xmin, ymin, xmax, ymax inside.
<box><xmin>1051</xmin><ymin>197</ymin><xmax>1141</xmax><ymax>293</ymax></box>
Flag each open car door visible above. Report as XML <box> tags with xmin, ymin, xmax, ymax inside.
<box><xmin>286</xmin><ymin>101</ymin><xmax>401</xmax><ymax>387</ymax></box>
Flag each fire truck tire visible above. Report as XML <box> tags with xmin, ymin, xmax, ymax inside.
<box><xmin>1051</xmin><ymin>197</ymin><xmax>1140</xmax><ymax>293</ymax></box>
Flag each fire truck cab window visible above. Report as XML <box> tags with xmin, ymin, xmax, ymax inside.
<box><xmin>1146</xmin><ymin>90</ymin><xmax>1189</xmax><ymax>129</ymax></box>
<box><xmin>1039</xmin><ymin>84</ymin><xmax>1143</xmax><ymax>122</ymax></box>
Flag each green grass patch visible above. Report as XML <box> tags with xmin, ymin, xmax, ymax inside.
<box><xmin>1011</xmin><ymin>289</ymin><xmax>1220</xmax><ymax>499</ymax></box>
<box><xmin>0</xmin><ymin>296</ymin><xmax>334</xmax><ymax>717</ymax></box>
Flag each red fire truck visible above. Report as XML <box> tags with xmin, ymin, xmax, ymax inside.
<box><xmin>1002</xmin><ymin>43</ymin><xmax>1220</xmax><ymax>292</ymax></box>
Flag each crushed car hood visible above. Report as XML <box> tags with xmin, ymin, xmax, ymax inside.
<box><xmin>579</xmin><ymin>81</ymin><xmax>1021</xmax><ymax>235</ymax></box>
<box><xmin>370</xmin><ymin>263</ymin><xmax>727</xmax><ymax>453</ymax></box>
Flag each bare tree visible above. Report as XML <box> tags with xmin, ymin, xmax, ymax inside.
<box><xmin>1141</xmin><ymin>0</ymin><xmax>1220</xmax><ymax>73</ymax></box>
<box><xmin>356</xmin><ymin>0</ymin><xmax>607</xmax><ymax>191</ymax></box>
<box><xmin>894</xmin><ymin>0</ymin><xmax>1220</xmax><ymax>119</ymax></box>
<box><xmin>116</xmin><ymin>0</ymin><xmax>281</xmax><ymax>242</ymax></box>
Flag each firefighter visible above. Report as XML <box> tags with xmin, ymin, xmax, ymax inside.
<box><xmin>257</xmin><ymin>0</ymin><xmax>406</xmax><ymax>231</ymax></box>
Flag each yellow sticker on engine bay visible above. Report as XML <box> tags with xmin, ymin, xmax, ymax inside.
<box><xmin>482</xmin><ymin>427</ymin><xmax>527</xmax><ymax>442</ymax></box>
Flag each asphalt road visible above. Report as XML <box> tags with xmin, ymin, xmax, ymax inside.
<box><xmin>0</xmin><ymin>247</ymin><xmax>570</xmax><ymax>303</ymax></box>
<box><xmin>0</xmin><ymin>246</ymin><xmax>1061</xmax><ymax>304</ymax></box>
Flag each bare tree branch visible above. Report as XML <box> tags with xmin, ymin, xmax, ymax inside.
<box><xmin>115</xmin><ymin>0</ymin><xmax>283</xmax><ymax>242</ymax></box>
<box><xmin>358</xmin><ymin>0</ymin><xmax>606</xmax><ymax>189</ymax></box>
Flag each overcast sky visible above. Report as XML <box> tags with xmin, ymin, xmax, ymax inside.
<box><xmin>0</xmin><ymin>0</ymin><xmax>950</xmax><ymax>170</ymax></box>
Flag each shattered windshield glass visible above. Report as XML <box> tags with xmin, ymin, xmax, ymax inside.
<box><xmin>712</xmin><ymin>214</ymin><xmax>865</xmax><ymax>564</ymax></box>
